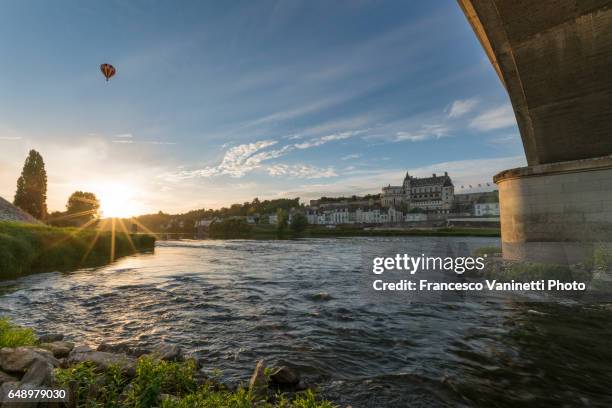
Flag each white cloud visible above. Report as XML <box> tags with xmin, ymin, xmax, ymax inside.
<box><xmin>143</xmin><ymin>141</ymin><xmax>177</xmax><ymax>145</ymax></box>
<box><xmin>470</xmin><ymin>104</ymin><xmax>516</xmax><ymax>131</ymax></box>
<box><xmin>341</xmin><ymin>153</ymin><xmax>362</xmax><ymax>160</ymax></box>
<box><xmin>114</xmin><ymin>133</ymin><xmax>133</xmax><ymax>138</ymax></box>
<box><xmin>0</xmin><ymin>136</ymin><xmax>22</xmax><ymax>141</ymax></box>
<box><xmin>165</xmin><ymin>140</ymin><xmax>278</xmax><ymax>179</ymax></box>
<box><xmin>294</xmin><ymin>130</ymin><xmax>359</xmax><ymax>149</ymax></box>
<box><xmin>395</xmin><ymin>124</ymin><xmax>449</xmax><ymax>142</ymax></box>
<box><xmin>164</xmin><ymin>130</ymin><xmax>365</xmax><ymax>180</ymax></box>
<box><xmin>112</xmin><ymin>139</ymin><xmax>176</xmax><ymax>145</ymax></box>
<box><xmin>266</xmin><ymin>164</ymin><xmax>337</xmax><ymax>179</ymax></box>
<box><xmin>487</xmin><ymin>134</ymin><xmax>519</xmax><ymax>144</ymax></box>
<box><xmin>448</xmin><ymin>98</ymin><xmax>479</xmax><ymax>118</ymax></box>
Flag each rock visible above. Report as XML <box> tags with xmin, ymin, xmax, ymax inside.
<box><xmin>192</xmin><ymin>356</ymin><xmax>205</xmax><ymax>369</ymax></box>
<box><xmin>295</xmin><ymin>379</ymin><xmax>311</xmax><ymax>391</ymax></box>
<box><xmin>67</xmin><ymin>350</ymin><xmax>136</xmax><ymax>377</ymax></box>
<box><xmin>20</xmin><ymin>360</ymin><xmax>54</xmax><ymax>386</ymax></box>
<box><xmin>0</xmin><ymin>380</ymin><xmax>19</xmax><ymax>395</ymax></box>
<box><xmin>38</xmin><ymin>333</ymin><xmax>64</xmax><ymax>343</ymax></box>
<box><xmin>0</xmin><ymin>347</ymin><xmax>59</xmax><ymax>374</ymax></box>
<box><xmin>0</xmin><ymin>382</ymin><xmax>39</xmax><ymax>408</ymax></box>
<box><xmin>129</xmin><ymin>347</ymin><xmax>151</xmax><ymax>357</ymax></box>
<box><xmin>97</xmin><ymin>342</ymin><xmax>132</xmax><ymax>354</ymax></box>
<box><xmin>270</xmin><ymin>366</ymin><xmax>299</xmax><ymax>386</ymax></box>
<box><xmin>248</xmin><ymin>360</ymin><xmax>268</xmax><ymax>401</ymax></box>
<box><xmin>39</xmin><ymin>341</ymin><xmax>74</xmax><ymax>358</ymax></box>
<box><xmin>310</xmin><ymin>292</ymin><xmax>332</xmax><ymax>301</ymax></box>
<box><xmin>97</xmin><ymin>342</ymin><xmax>150</xmax><ymax>357</ymax></box>
<box><xmin>0</xmin><ymin>381</ymin><xmax>19</xmax><ymax>406</ymax></box>
<box><xmin>151</xmin><ymin>343</ymin><xmax>183</xmax><ymax>362</ymax></box>
<box><xmin>0</xmin><ymin>371</ymin><xmax>17</xmax><ymax>385</ymax></box>
<box><xmin>71</xmin><ymin>345</ymin><xmax>93</xmax><ymax>354</ymax></box>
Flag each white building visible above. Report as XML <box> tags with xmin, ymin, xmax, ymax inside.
<box><xmin>474</xmin><ymin>202</ymin><xmax>500</xmax><ymax>216</ymax></box>
<box><xmin>404</xmin><ymin>213</ymin><xmax>427</xmax><ymax>222</ymax></box>
<box><xmin>301</xmin><ymin>201</ymin><xmax>437</xmax><ymax>226</ymax></box>
<box><xmin>382</xmin><ymin>171</ymin><xmax>454</xmax><ymax>213</ymax></box>
<box><xmin>330</xmin><ymin>208</ymin><xmax>350</xmax><ymax>224</ymax></box>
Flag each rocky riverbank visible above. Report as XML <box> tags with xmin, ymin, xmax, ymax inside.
<box><xmin>0</xmin><ymin>333</ymin><xmax>335</xmax><ymax>407</ymax></box>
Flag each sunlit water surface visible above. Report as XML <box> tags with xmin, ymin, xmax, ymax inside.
<box><xmin>1</xmin><ymin>237</ymin><xmax>611</xmax><ymax>407</ymax></box>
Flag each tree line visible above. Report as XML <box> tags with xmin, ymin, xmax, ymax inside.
<box><xmin>11</xmin><ymin>150</ymin><xmax>100</xmax><ymax>227</ymax></box>
<box><xmin>9</xmin><ymin>150</ymin><xmax>307</xmax><ymax>234</ymax></box>
<box><xmin>129</xmin><ymin>198</ymin><xmax>305</xmax><ymax>234</ymax></box>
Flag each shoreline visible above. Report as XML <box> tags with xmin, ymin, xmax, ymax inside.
<box><xmin>156</xmin><ymin>226</ymin><xmax>501</xmax><ymax>240</ymax></box>
<box><xmin>0</xmin><ymin>320</ymin><xmax>333</xmax><ymax>407</ymax></box>
<box><xmin>0</xmin><ymin>221</ymin><xmax>155</xmax><ymax>280</ymax></box>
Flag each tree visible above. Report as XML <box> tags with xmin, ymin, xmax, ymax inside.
<box><xmin>209</xmin><ymin>218</ymin><xmax>252</xmax><ymax>238</ymax></box>
<box><xmin>276</xmin><ymin>208</ymin><xmax>288</xmax><ymax>235</ymax></box>
<box><xmin>47</xmin><ymin>191</ymin><xmax>100</xmax><ymax>227</ymax></box>
<box><xmin>66</xmin><ymin>191</ymin><xmax>100</xmax><ymax>220</ymax></box>
<box><xmin>290</xmin><ymin>212</ymin><xmax>308</xmax><ymax>235</ymax></box>
<box><xmin>14</xmin><ymin>150</ymin><xmax>47</xmax><ymax>219</ymax></box>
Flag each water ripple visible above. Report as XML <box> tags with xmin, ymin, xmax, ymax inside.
<box><xmin>1</xmin><ymin>237</ymin><xmax>611</xmax><ymax>407</ymax></box>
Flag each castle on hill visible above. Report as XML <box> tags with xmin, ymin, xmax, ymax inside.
<box><xmin>381</xmin><ymin>172</ymin><xmax>454</xmax><ymax>213</ymax></box>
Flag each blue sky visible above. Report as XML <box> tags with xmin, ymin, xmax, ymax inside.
<box><xmin>0</xmin><ymin>0</ymin><xmax>525</xmax><ymax>214</ymax></box>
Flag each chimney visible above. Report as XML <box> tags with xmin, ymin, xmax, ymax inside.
<box><xmin>433</xmin><ymin>173</ymin><xmax>436</xmax><ymax>177</ymax></box>
<box><xmin>444</xmin><ymin>171</ymin><xmax>448</xmax><ymax>176</ymax></box>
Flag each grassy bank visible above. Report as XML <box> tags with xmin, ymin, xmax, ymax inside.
<box><xmin>0</xmin><ymin>221</ymin><xmax>155</xmax><ymax>278</ymax></box>
<box><xmin>56</xmin><ymin>359</ymin><xmax>335</xmax><ymax>408</ymax></box>
<box><xmin>0</xmin><ymin>317</ymin><xmax>335</xmax><ymax>407</ymax></box>
<box><xmin>248</xmin><ymin>225</ymin><xmax>501</xmax><ymax>239</ymax></box>
<box><xmin>0</xmin><ymin>316</ymin><xmax>37</xmax><ymax>348</ymax></box>
<box><xmin>306</xmin><ymin>226</ymin><xmax>500</xmax><ymax>238</ymax></box>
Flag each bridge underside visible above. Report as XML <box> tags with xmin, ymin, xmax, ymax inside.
<box><xmin>459</xmin><ymin>0</ymin><xmax>612</xmax><ymax>264</ymax></box>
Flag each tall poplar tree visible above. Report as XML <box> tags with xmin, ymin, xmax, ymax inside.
<box><xmin>14</xmin><ymin>150</ymin><xmax>48</xmax><ymax>219</ymax></box>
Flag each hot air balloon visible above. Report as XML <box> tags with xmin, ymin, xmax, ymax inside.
<box><xmin>100</xmin><ymin>63</ymin><xmax>116</xmax><ymax>81</ymax></box>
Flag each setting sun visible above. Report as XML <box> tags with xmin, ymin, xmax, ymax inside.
<box><xmin>94</xmin><ymin>182</ymin><xmax>143</xmax><ymax>218</ymax></box>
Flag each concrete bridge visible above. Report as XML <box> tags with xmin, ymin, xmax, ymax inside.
<box><xmin>458</xmin><ymin>0</ymin><xmax>612</xmax><ymax>264</ymax></box>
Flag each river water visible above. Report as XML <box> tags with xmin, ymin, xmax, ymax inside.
<box><xmin>1</xmin><ymin>237</ymin><xmax>611</xmax><ymax>407</ymax></box>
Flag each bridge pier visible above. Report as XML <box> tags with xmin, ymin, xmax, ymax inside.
<box><xmin>495</xmin><ymin>156</ymin><xmax>612</xmax><ymax>264</ymax></box>
<box><xmin>458</xmin><ymin>0</ymin><xmax>612</xmax><ymax>264</ymax></box>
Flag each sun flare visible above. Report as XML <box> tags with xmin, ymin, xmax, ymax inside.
<box><xmin>94</xmin><ymin>182</ymin><xmax>143</xmax><ymax>218</ymax></box>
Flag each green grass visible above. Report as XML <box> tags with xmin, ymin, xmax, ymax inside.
<box><xmin>162</xmin><ymin>387</ymin><xmax>336</xmax><ymax>408</ymax></box>
<box><xmin>208</xmin><ymin>224</ymin><xmax>500</xmax><ymax>240</ymax></box>
<box><xmin>0</xmin><ymin>317</ymin><xmax>37</xmax><ymax>348</ymax></box>
<box><xmin>473</xmin><ymin>246</ymin><xmax>502</xmax><ymax>257</ymax></box>
<box><xmin>0</xmin><ymin>221</ymin><xmax>155</xmax><ymax>278</ymax></box>
<box><xmin>125</xmin><ymin>357</ymin><xmax>198</xmax><ymax>407</ymax></box>
<box><xmin>584</xmin><ymin>243</ymin><xmax>612</xmax><ymax>271</ymax></box>
<box><xmin>248</xmin><ymin>225</ymin><xmax>500</xmax><ymax>239</ymax></box>
<box><xmin>55</xmin><ymin>357</ymin><xmax>336</xmax><ymax>408</ymax></box>
<box><xmin>302</xmin><ymin>226</ymin><xmax>501</xmax><ymax>238</ymax></box>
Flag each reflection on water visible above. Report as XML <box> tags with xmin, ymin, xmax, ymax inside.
<box><xmin>0</xmin><ymin>237</ymin><xmax>611</xmax><ymax>407</ymax></box>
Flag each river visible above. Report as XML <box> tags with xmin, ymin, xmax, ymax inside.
<box><xmin>1</xmin><ymin>237</ymin><xmax>611</xmax><ymax>407</ymax></box>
